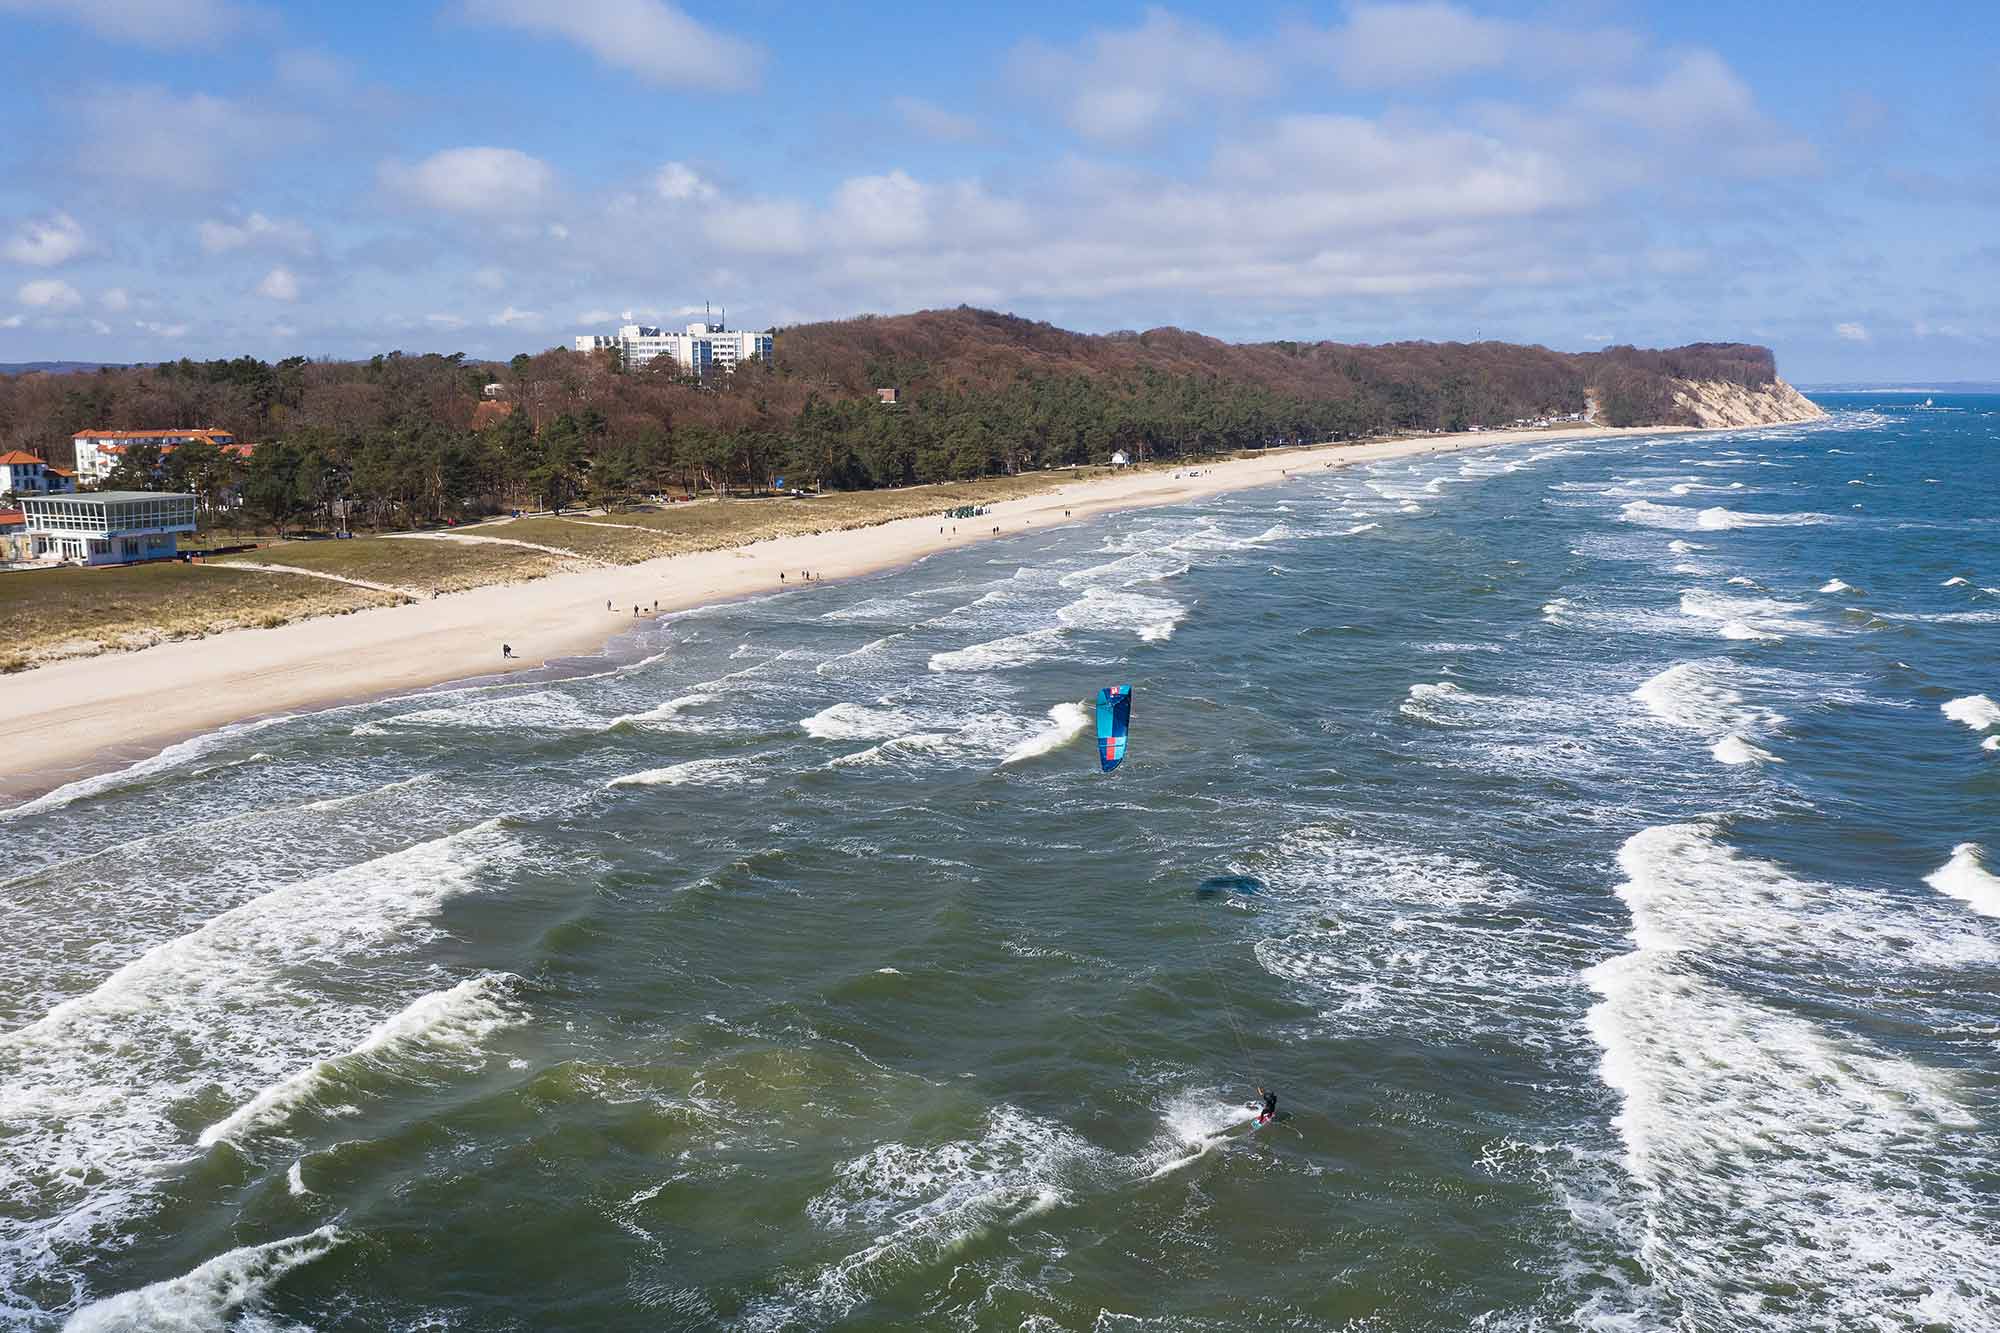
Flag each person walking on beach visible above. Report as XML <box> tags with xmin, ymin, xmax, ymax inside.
<box><xmin>502</xmin><ymin>644</ymin><xmax>514</xmax><ymax>659</ymax></box>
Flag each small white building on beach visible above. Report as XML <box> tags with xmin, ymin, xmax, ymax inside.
<box><xmin>21</xmin><ymin>491</ymin><xmax>197</xmax><ymax>565</ymax></box>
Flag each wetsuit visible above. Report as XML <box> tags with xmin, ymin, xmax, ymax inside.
<box><xmin>1258</xmin><ymin>1091</ymin><xmax>1277</xmax><ymax>1124</ymax></box>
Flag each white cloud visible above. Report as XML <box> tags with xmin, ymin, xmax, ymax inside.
<box><xmin>463</xmin><ymin>0</ymin><xmax>761</xmax><ymax>91</ymax></box>
<box><xmin>101</xmin><ymin>287</ymin><xmax>130</xmax><ymax>311</ymax></box>
<box><xmin>489</xmin><ymin>306</ymin><xmax>540</xmax><ymax>327</ymax></box>
<box><xmin>18</xmin><ymin>278</ymin><xmax>81</xmax><ymax>309</ymax></box>
<box><xmin>1319</xmin><ymin>2</ymin><xmax>1512</xmax><ymax>86</ymax></box>
<box><xmin>1010</xmin><ymin>8</ymin><xmax>1275</xmax><ymax>145</ymax></box>
<box><xmin>199</xmin><ymin>212</ymin><xmax>317</xmax><ymax>256</ymax></box>
<box><xmin>0</xmin><ymin>0</ymin><xmax>244</xmax><ymax>47</ymax></box>
<box><xmin>473</xmin><ymin>266</ymin><xmax>507</xmax><ymax>291</ymax></box>
<box><xmin>256</xmin><ymin>267</ymin><xmax>300</xmax><ymax>301</ymax></box>
<box><xmin>382</xmin><ymin>147</ymin><xmax>556</xmax><ymax>216</ymax></box>
<box><xmin>655</xmin><ymin>162</ymin><xmax>718</xmax><ymax>203</ymax></box>
<box><xmin>830</xmin><ymin>171</ymin><xmax>932</xmax><ymax>249</ymax></box>
<box><xmin>77</xmin><ymin>88</ymin><xmax>307</xmax><ymax>191</ymax></box>
<box><xmin>893</xmin><ymin>96</ymin><xmax>982</xmax><ymax>144</ymax></box>
<box><xmin>1576</xmin><ymin>51</ymin><xmax>1817</xmax><ymax>176</ymax></box>
<box><xmin>89</xmin><ymin>318</ymin><xmax>112</xmax><ymax>335</ymax></box>
<box><xmin>426</xmin><ymin>313</ymin><xmax>469</xmax><ymax>329</ymax></box>
<box><xmin>4</xmin><ymin>212</ymin><xmax>87</xmax><ymax>267</ymax></box>
<box><xmin>702</xmin><ymin>198</ymin><xmax>811</xmax><ymax>255</ymax></box>
<box><xmin>1834</xmin><ymin>321</ymin><xmax>1869</xmax><ymax>342</ymax></box>
<box><xmin>578</xmin><ymin>308</ymin><xmax>616</xmax><ymax>324</ymax></box>
<box><xmin>0</xmin><ymin>314</ymin><xmax>22</xmax><ymax>328</ymax></box>
<box><xmin>547</xmin><ymin>223</ymin><xmax>570</xmax><ymax>240</ymax></box>
<box><xmin>1302</xmin><ymin>3</ymin><xmax>1640</xmax><ymax>89</ymax></box>
<box><xmin>136</xmin><ymin>318</ymin><xmax>190</xmax><ymax>337</ymax></box>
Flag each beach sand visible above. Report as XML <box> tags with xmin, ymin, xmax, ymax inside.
<box><xmin>0</xmin><ymin>422</ymin><xmax>1754</xmax><ymax>804</ymax></box>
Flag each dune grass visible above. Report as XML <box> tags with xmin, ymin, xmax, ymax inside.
<box><xmin>211</xmin><ymin>537</ymin><xmax>566</xmax><ymax>592</ymax></box>
<box><xmin>0</xmin><ymin>562</ymin><xmax>398</xmax><ymax>672</ymax></box>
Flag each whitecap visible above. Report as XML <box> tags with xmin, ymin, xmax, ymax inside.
<box><xmin>1925</xmin><ymin>844</ymin><xmax>2000</xmax><ymax>918</ymax></box>
<box><xmin>1001</xmin><ymin>702</ymin><xmax>1091</xmax><ymax>765</ymax></box>
<box><xmin>198</xmin><ymin>972</ymin><xmax>521</xmax><ymax>1148</ymax></box>
<box><xmin>1941</xmin><ymin>695</ymin><xmax>2000</xmax><ymax>731</ymax></box>
<box><xmin>64</xmin><ymin>1226</ymin><xmax>343</xmax><ymax>1332</ymax></box>
<box><xmin>801</xmin><ymin>701</ymin><xmax>920</xmax><ymax>741</ymax></box>
<box><xmin>607</xmin><ymin>757</ymin><xmax>766</xmax><ymax>788</ymax></box>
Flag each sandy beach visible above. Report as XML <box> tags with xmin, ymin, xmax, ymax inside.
<box><xmin>0</xmin><ymin>420</ymin><xmax>1760</xmax><ymax>805</ymax></box>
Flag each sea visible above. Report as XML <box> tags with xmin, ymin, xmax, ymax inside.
<box><xmin>2</xmin><ymin>393</ymin><xmax>1996</xmax><ymax>1332</ymax></box>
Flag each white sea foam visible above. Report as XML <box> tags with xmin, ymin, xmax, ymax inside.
<box><xmin>1399</xmin><ymin>681</ymin><xmax>1477</xmax><ymax>724</ymax></box>
<box><xmin>927</xmin><ymin>627</ymin><xmax>1063</xmax><ymax>674</ymax></box>
<box><xmin>607</xmin><ymin>757</ymin><xmax>766</xmax><ymax>788</ymax></box>
<box><xmin>1924</xmin><ymin>844</ymin><xmax>2000</xmax><ymax>918</ymax></box>
<box><xmin>199</xmin><ymin>972</ymin><xmax>521</xmax><ymax>1148</ymax></box>
<box><xmin>1618</xmin><ymin>500</ymin><xmax>1700</xmax><ymax>530</ymax></box>
<box><xmin>0</xmin><ymin>819</ymin><xmax>518</xmax><ymax>1305</ymax></box>
<box><xmin>1818</xmin><ymin>578</ymin><xmax>1854</xmax><ymax>594</ymax></box>
<box><xmin>2</xmin><ymin>714</ymin><xmax>296</xmax><ymax>820</ymax></box>
<box><xmin>364</xmin><ymin>689</ymin><xmax>604</xmax><ymax>734</ymax></box>
<box><xmin>1341</xmin><ymin>521</ymin><xmax>1381</xmax><ymax>534</ymax></box>
<box><xmin>609</xmin><ymin>691</ymin><xmax>723</xmax><ymax>729</ymax></box>
<box><xmin>64</xmin><ymin>1226</ymin><xmax>343</xmax><ymax>1332</ymax></box>
<box><xmin>1679</xmin><ymin>589</ymin><xmax>1824</xmax><ymax>642</ymax></box>
<box><xmin>1055</xmin><ymin>586</ymin><xmax>1187</xmax><ymax>642</ymax></box>
<box><xmin>1632</xmin><ymin>662</ymin><xmax>1784</xmax><ymax>737</ymax></box>
<box><xmin>1941</xmin><ymin>695</ymin><xmax>2000</xmax><ymax>731</ymax></box>
<box><xmin>1001</xmin><ymin>702</ymin><xmax>1091</xmax><ymax>765</ymax></box>
<box><xmin>1695</xmin><ymin>506</ymin><xmax>1832</xmax><ymax>530</ymax></box>
<box><xmin>1666</xmin><ymin>540</ymin><xmax>1708</xmax><ymax>553</ymax></box>
<box><xmin>287</xmin><ymin>1159</ymin><xmax>311</xmax><ymax>1196</ymax></box>
<box><xmin>754</xmin><ymin>1105</ymin><xmax>1092</xmax><ymax>1326</ymax></box>
<box><xmin>1942</xmin><ymin>576</ymin><xmax>1971</xmax><ymax>587</ymax></box>
<box><xmin>1710</xmin><ymin>734</ymin><xmax>1779</xmax><ymax>765</ymax></box>
<box><xmin>814</xmin><ymin>635</ymin><xmax>897</xmax><ymax>678</ymax></box>
<box><xmin>801</xmin><ymin>701</ymin><xmax>920</xmax><ymax>741</ymax></box>
<box><xmin>1584</xmin><ymin>825</ymin><xmax>1998</xmax><ymax>1327</ymax></box>
<box><xmin>1254</xmin><ymin>828</ymin><xmax>1580</xmax><ymax>1045</ymax></box>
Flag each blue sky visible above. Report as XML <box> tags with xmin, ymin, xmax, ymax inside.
<box><xmin>0</xmin><ymin>0</ymin><xmax>1993</xmax><ymax>381</ymax></box>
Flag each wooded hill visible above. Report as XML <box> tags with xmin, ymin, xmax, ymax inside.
<box><xmin>0</xmin><ymin>308</ymin><xmax>1783</xmax><ymax>532</ymax></box>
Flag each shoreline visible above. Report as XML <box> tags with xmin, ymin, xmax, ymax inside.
<box><xmin>0</xmin><ymin>419</ymin><xmax>1797</xmax><ymax>807</ymax></box>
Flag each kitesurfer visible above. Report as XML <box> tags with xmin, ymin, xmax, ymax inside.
<box><xmin>1256</xmin><ymin>1087</ymin><xmax>1277</xmax><ymax>1125</ymax></box>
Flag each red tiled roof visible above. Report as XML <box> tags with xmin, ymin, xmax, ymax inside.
<box><xmin>46</xmin><ymin>465</ymin><xmax>74</xmax><ymax>476</ymax></box>
<box><xmin>73</xmin><ymin>428</ymin><xmax>235</xmax><ymax>441</ymax></box>
<box><xmin>0</xmin><ymin>450</ymin><xmax>44</xmax><ymax>466</ymax></box>
<box><xmin>0</xmin><ymin>510</ymin><xmax>23</xmax><ymax>527</ymax></box>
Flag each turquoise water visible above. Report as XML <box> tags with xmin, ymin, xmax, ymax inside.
<box><xmin>3</xmin><ymin>396</ymin><xmax>1997</xmax><ymax>1331</ymax></box>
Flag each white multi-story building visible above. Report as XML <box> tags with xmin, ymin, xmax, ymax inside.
<box><xmin>22</xmin><ymin>491</ymin><xmax>197</xmax><ymax>565</ymax></box>
<box><xmin>71</xmin><ymin>428</ymin><xmax>243</xmax><ymax>485</ymax></box>
<box><xmin>0</xmin><ymin>450</ymin><xmax>76</xmax><ymax>497</ymax></box>
<box><xmin>574</xmin><ymin>314</ymin><xmax>772</xmax><ymax>375</ymax></box>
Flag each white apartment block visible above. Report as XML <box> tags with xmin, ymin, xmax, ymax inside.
<box><xmin>71</xmin><ymin>428</ymin><xmax>240</xmax><ymax>484</ymax></box>
<box><xmin>0</xmin><ymin>450</ymin><xmax>76</xmax><ymax>496</ymax></box>
<box><xmin>574</xmin><ymin>316</ymin><xmax>772</xmax><ymax>375</ymax></box>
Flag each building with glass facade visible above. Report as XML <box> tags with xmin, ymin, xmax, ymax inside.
<box><xmin>21</xmin><ymin>491</ymin><xmax>197</xmax><ymax>565</ymax></box>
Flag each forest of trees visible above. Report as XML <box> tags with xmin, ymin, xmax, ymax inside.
<box><xmin>0</xmin><ymin>308</ymin><xmax>1782</xmax><ymax>533</ymax></box>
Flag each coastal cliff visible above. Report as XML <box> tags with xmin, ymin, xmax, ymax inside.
<box><xmin>1669</xmin><ymin>376</ymin><xmax>1825</xmax><ymax>428</ymax></box>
